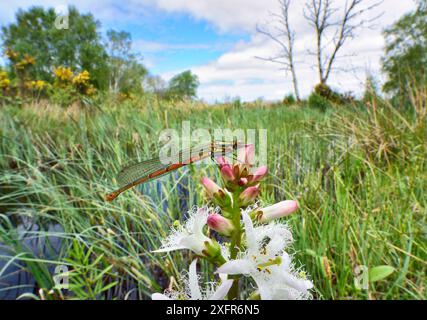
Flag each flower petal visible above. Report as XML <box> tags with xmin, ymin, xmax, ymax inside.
<box><xmin>237</xmin><ymin>144</ymin><xmax>255</xmax><ymax>165</ymax></box>
<box><xmin>201</xmin><ymin>177</ymin><xmax>221</xmax><ymax>197</ymax></box>
<box><xmin>188</xmin><ymin>259</ymin><xmax>202</xmax><ymax>300</ymax></box>
<box><xmin>259</xmin><ymin>200</ymin><xmax>299</xmax><ymax>222</ymax></box>
<box><xmin>278</xmin><ymin>269</ymin><xmax>313</xmax><ymax>294</ymax></box>
<box><xmin>265</xmin><ymin>236</ymin><xmax>287</xmax><ymax>257</ymax></box>
<box><xmin>253</xmin><ymin>276</ymin><xmax>272</xmax><ymax>300</ymax></box>
<box><xmin>151</xmin><ymin>293</ymin><xmax>172</xmax><ymax>300</ymax></box>
<box><xmin>209</xmin><ymin>279</ymin><xmax>234</xmax><ymax>300</ymax></box>
<box><xmin>242</xmin><ymin>211</ymin><xmax>257</xmax><ymax>252</ymax></box>
<box><xmin>220</xmin><ymin>165</ymin><xmax>235</xmax><ymax>182</ymax></box>
<box><xmin>249</xmin><ymin>166</ymin><xmax>268</xmax><ymax>184</ymax></box>
<box><xmin>179</xmin><ymin>234</ymin><xmax>207</xmax><ymax>255</ymax></box>
<box><xmin>207</xmin><ymin>214</ymin><xmax>234</xmax><ymax>236</ymax></box>
<box><xmin>239</xmin><ymin>185</ymin><xmax>260</xmax><ymax>206</ymax></box>
<box><xmin>152</xmin><ymin>245</ymin><xmax>186</xmax><ymax>253</ymax></box>
<box><xmin>216</xmin><ymin>259</ymin><xmax>254</xmax><ymax>275</ymax></box>
<box><xmin>216</xmin><ymin>156</ymin><xmax>229</xmax><ymax>168</ymax></box>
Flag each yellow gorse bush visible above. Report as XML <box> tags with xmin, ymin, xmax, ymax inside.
<box><xmin>25</xmin><ymin>80</ymin><xmax>47</xmax><ymax>91</ymax></box>
<box><xmin>0</xmin><ymin>71</ymin><xmax>11</xmax><ymax>89</ymax></box>
<box><xmin>16</xmin><ymin>54</ymin><xmax>36</xmax><ymax>70</ymax></box>
<box><xmin>53</xmin><ymin>66</ymin><xmax>74</xmax><ymax>82</ymax></box>
<box><xmin>72</xmin><ymin>70</ymin><xmax>90</xmax><ymax>85</ymax></box>
<box><xmin>53</xmin><ymin>66</ymin><xmax>96</xmax><ymax>96</ymax></box>
<box><xmin>5</xmin><ymin>48</ymin><xmax>18</xmax><ymax>62</ymax></box>
<box><xmin>84</xmin><ymin>85</ymin><xmax>96</xmax><ymax>96</ymax></box>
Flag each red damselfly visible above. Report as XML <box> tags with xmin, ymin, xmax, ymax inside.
<box><xmin>106</xmin><ymin>140</ymin><xmax>248</xmax><ymax>201</ymax></box>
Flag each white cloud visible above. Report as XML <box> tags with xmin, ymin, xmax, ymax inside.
<box><xmin>159</xmin><ymin>0</ymin><xmax>417</xmax><ymax>101</ymax></box>
<box><xmin>1</xmin><ymin>0</ymin><xmax>418</xmax><ymax>101</ymax></box>
<box><xmin>148</xmin><ymin>0</ymin><xmax>277</xmax><ymax>33</ymax></box>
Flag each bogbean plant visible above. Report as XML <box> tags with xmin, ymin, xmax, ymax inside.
<box><xmin>152</xmin><ymin>145</ymin><xmax>313</xmax><ymax>300</ymax></box>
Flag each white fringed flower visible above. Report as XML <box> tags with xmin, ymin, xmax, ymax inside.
<box><xmin>153</xmin><ymin>206</ymin><xmax>214</xmax><ymax>256</ymax></box>
<box><xmin>152</xmin><ymin>259</ymin><xmax>233</xmax><ymax>300</ymax></box>
<box><xmin>216</xmin><ymin>211</ymin><xmax>313</xmax><ymax>300</ymax></box>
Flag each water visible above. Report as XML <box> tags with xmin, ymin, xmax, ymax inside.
<box><xmin>0</xmin><ymin>220</ymin><xmax>63</xmax><ymax>299</ymax></box>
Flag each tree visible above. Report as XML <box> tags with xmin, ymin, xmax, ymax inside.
<box><xmin>166</xmin><ymin>70</ymin><xmax>199</xmax><ymax>100</ymax></box>
<box><xmin>382</xmin><ymin>3</ymin><xmax>426</xmax><ymax>102</ymax></box>
<box><xmin>256</xmin><ymin>0</ymin><xmax>301</xmax><ymax>101</ymax></box>
<box><xmin>1</xmin><ymin>6</ymin><xmax>109</xmax><ymax>89</ymax></box>
<box><xmin>143</xmin><ymin>75</ymin><xmax>168</xmax><ymax>97</ymax></box>
<box><xmin>105</xmin><ymin>30</ymin><xmax>147</xmax><ymax>95</ymax></box>
<box><xmin>304</xmin><ymin>0</ymin><xmax>382</xmax><ymax>85</ymax></box>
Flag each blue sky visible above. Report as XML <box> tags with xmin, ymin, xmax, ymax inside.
<box><xmin>103</xmin><ymin>10</ymin><xmax>249</xmax><ymax>74</ymax></box>
<box><xmin>0</xmin><ymin>0</ymin><xmax>417</xmax><ymax>102</ymax></box>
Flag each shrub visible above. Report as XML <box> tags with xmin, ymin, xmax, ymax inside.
<box><xmin>308</xmin><ymin>92</ymin><xmax>331</xmax><ymax>111</ymax></box>
<box><xmin>314</xmin><ymin>83</ymin><xmax>343</xmax><ymax>104</ymax></box>
<box><xmin>0</xmin><ymin>69</ymin><xmax>11</xmax><ymax>92</ymax></box>
<box><xmin>50</xmin><ymin>66</ymin><xmax>96</xmax><ymax>106</ymax></box>
<box><xmin>24</xmin><ymin>79</ymin><xmax>49</xmax><ymax>101</ymax></box>
<box><xmin>282</xmin><ymin>94</ymin><xmax>296</xmax><ymax>106</ymax></box>
<box><xmin>49</xmin><ymin>86</ymin><xmax>76</xmax><ymax>107</ymax></box>
<box><xmin>5</xmin><ymin>49</ymin><xmax>36</xmax><ymax>97</ymax></box>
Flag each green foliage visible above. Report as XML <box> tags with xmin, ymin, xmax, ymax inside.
<box><xmin>369</xmin><ymin>266</ymin><xmax>395</xmax><ymax>283</ymax></box>
<box><xmin>382</xmin><ymin>4</ymin><xmax>427</xmax><ymax>103</ymax></box>
<box><xmin>321</xmin><ymin>96</ymin><xmax>426</xmax><ymax>166</ymax></box>
<box><xmin>308</xmin><ymin>92</ymin><xmax>331</xmax><ymax>111</ymax></box>
<box><xmin>1</xmin><ymin>6</ymin><xmax>109</xmax><ymax>89</ymax></box>
<box><xmin>314</xmin><ymin>83</ymin><xmax>343</xmax><ymax>104</ymax></box>
<box><xmin>165</xmin><ymin>70</ymin><xmax>199</xmax><ymax>101</ymax></box>
<box><xmin>1</xmin><ymin>97</ymin><xmax>424</xmax><ymax>300</ymax></box>
<box><xmin>106</xmin><ymin>30</ymin><xmax>147</xmax><ymax>95</ymax></box>
<box><xmin>65</xmin><ymin>241</ymin><xmax>119</xmax><ymax>299</ymax></box>
<box><xmin>282</xmin><ymin>93</ymin><xmax>296</xmax><ymax>106</ymax></box>
<box><xmin>48</xmin><ymin>85</ymin><xmax>77</xmax><ymax>107</ymax></box>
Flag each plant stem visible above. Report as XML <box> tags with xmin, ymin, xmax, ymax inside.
<box><xmin>227</xmin><ymin>192</ymin><xmax>242</xmax><ymax>300</ymax></box>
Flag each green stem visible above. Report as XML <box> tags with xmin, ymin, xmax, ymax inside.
<box><xmin>227</xmin><ymin>192</ymin><xmax>242</xmax><ymax>300</ymax></box>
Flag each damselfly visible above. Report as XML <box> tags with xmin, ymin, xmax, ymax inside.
<box><xmin>106</xmin><ymin>140</ymin><xmax>248</xmax><ymax>201</ymax></box>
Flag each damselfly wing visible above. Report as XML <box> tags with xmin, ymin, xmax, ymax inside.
<box><xmin>106</xmin><ymin>140</ymin><xmax>247</xmax><ymax>201</ymax></box>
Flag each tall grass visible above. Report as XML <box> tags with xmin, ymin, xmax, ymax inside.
<box><xmin>0</xmin><ymin>96</ymin><xmax>425</xmax><ymax>299</ymax></box>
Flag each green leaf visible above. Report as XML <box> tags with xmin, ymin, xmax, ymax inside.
<box><xmin>305</xmin><ymin>249</ymin><xmax>318</xmax><ymax>257</ymax></box>
<box><xmin>369</xmin><ymin>265</ymin><xmax>395</xmax><ymax>282</ymax></box>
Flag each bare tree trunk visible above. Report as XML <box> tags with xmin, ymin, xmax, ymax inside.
<box><xmin>256</xmin><ymin>0</ymin><xmax>301</xmax><ymax>101</ymax></box>
<box><xmin>290</xmin><ymin>60</ymin><xmax>300</xmax><ymax>101</ymax></box>
<box><xmin>304</xmin><ymin>0</ymin><xmax>383</xmax><ymax>85</ymax></box>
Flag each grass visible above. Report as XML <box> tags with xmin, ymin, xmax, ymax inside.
<box><xmin>0</xmin><ymin>96</ymin><xmax>426</xmax><ymax>300</ymax></box>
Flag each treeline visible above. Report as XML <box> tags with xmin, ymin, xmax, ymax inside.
<box><xmin>0</xmin><ymin>6</ymin><xmax>199</xmax><ymax>106</ymax></box>
<box><xmin>0</xmin><ymin>4</ymin><xmax>425</xmax><ymax>108</ymax></box>
<box><xmin>265</xmin><ymin>0</ymin><xmax>426</xmax><ymax>110</ymax></box>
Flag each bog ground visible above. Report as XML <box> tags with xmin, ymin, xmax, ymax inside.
<box><xmin>0</xmin><ymin>98</ymin><xmax>425</xmax><ymax>299</ymax></box>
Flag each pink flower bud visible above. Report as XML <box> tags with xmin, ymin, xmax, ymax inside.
<box><xmin>207</xmin><ymin>214</ymin><xmax>234</xmax><ymax>236</ymax></box>
<box><xmin>221</xmin><ymin>165</ymin><xmax>235</xmax><ymax>182</ymax></box>
<box><xmin>238</xmin><ymin>177</ymin><xmax>248</xmax><ymax>186</ymax></box>
<box><xmin>216</xmin><ymin>156</ymin><xmax>229</xmax><ymax>169</ymax></box>
<box><xmin>237</xmin><ymin>144</ymin><xmax>255</xmax><ymax>165</ymax></box>
<box><xmin>201</xmin><ymin>177</ymin><xmax>221</xmax><ymax>197</ymax></box>
<box><xmin>257</xmin><ymin>200</ymin><xmax>299</xmax><ymax>222</ymax></box>
<box><xmin>249</xmin><ymin>166</ymin><xmax>268</xmax><ymax>184</ymax></box>
<box><xmin>239</xmin><ymin>185</ymin><xmax>260</xmax><ymax>206</ymax></box>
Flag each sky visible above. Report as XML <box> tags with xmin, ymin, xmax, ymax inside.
<box><xmin>0</xmin><ymin>0</ymin><xmax>417</xmax><ymax>102</ymax></box>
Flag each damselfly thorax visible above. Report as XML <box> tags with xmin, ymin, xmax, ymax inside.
<box><xmin>106</xmin><ymin>140</ymin><xmax>248</xmax><ymax>201</ymax></box>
